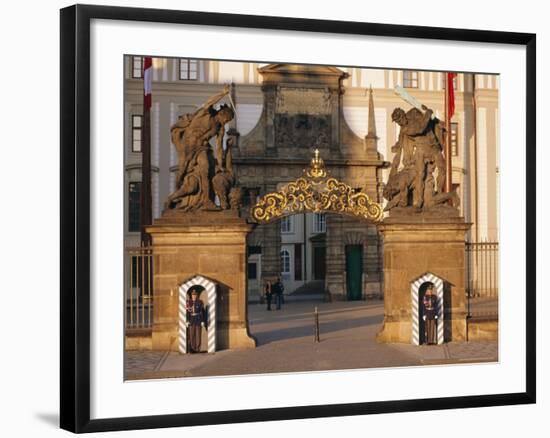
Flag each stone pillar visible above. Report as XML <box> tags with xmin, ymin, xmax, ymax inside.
<box><xmin>376</xmin><ymin>216</ymin><xmax>471</xmax><ymax>343</ymax></box>
<box><xmin>364</xmin><ymin>224</ymin><xmax>382</xmax><ymax>297</ymax></box>
<box><xmin>260</xmin><ymin>220</ymin><xmax>281</xmax><ymax>282</ymax></box>
<box><xmin>262</xmin><ymin>85</ymin><xmax>277</xmax><ymax>156</ymax></box>
<box><xmin>146</xmin><ymin>212</ymin><xmax>257</xmax><ymax>352</ymax></box>
<box><xmin>330</xmin><ymin>88</ymin><xmax>341</xmax><ymax>155</ymax></box>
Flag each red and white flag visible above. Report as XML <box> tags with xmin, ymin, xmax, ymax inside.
<box><xmin>447</xmin><ymin>72</ymin><xmax>457</xmax><ymax>120</ymax></box>
<box><xmin>143</xmin><ymin>57</ymin><xmax>153</xmax><ymax>110</ymax></box>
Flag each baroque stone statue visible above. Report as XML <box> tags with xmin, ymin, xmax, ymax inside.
<box><xmin>383</xmin><ymin>103</ymin><xmax>459</xmax><ymax>214</ymax></box>
<box><xmin>164</xmin><ymin>85</ymin><xmax>238</xmax><ymax>211</ymax></box>
<box><xmin>212</xmin><ymin>137</ymin><xmax>236</xmax><ymax>210</ymax></box>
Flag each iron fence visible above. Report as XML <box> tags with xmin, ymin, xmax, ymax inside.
<box><xmin>122</xmin><ymin>242</ymin><xmax>498</xmax><ymax>328</ymax></box>
<box><xmin>466</xmin><ymin>241</ymin><xmax>499</xmax><ymax>318</ymax></box>
<box><xmin>125</xmin><ymin>245</ymin><xmax>154</xmax><ymax>331</ymax></box>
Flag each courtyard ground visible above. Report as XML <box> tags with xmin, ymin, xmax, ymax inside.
<box><xmin>125</xmin><ymin>299</ymin><xmax>498</xmax><ymax>380</ymax></box>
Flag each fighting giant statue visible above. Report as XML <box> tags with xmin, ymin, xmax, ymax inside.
<box><xmin>165</xmin><ymin>85</ymin><xmax>240</xmax><ymax>211</ymax></box>
<box><xmin>383</xmin><ymin>90</ymin><xmax>459</xmax><ymax>213</ymax></box>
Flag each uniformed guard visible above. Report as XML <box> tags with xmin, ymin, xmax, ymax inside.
<box><xmin>422</xmin><ymin>283</ymin><xmax>439</xmax><ymax>345</ymax></box>
<box><xmin>186</xmin><ymin>287</ymin><xmax>208</xmax><ymax>353</ymax></box>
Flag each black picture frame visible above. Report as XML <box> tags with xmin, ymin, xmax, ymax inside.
<box><xmin>60</xmin><ymin>4</ymin><xmax>536</xmax><ymax>433</ymax></box>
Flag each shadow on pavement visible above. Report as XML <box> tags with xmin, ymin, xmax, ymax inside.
<box><xmin>251</xmin><ymin>313</ymin><xmax>382</xmax><ymax>345</ymax></box>
<box><xmin>248</xmin><ymin>302</ymin><xmax>383</xmax><ymax>324</ymax></box>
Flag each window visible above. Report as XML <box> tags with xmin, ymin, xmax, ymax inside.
<box><xmin>179</xmin><ymin>59</ymin><xmax>199</xmax><ymax>80</ymax></box>
<box><xmin>280</xmin><ymin>249</ymin><xmax>291</xmax><ymax>274</ymax></box>
<box><xmin>131</xmin><ymin>115</ymin><xmax>142</xmax><ymax>152</ymax></box>
<box><xmin>313</xmin><ymin>213</ymin><xmax>326</xmax><ymax>233</ymax></box>
<box><xmin>280</xmin><ymin>216</ymin><xmax>293</xmax><ymax>233</ymax></box>
<box><xmin>450</xmin><ymin>122</ymin><xmax>459</xmax><ymax>156</ymax></box>
<box><xmin>247</xmin><ymin>262</ymin><xmax>257</xmax><ymax>280</ymax></box>
<box><xmin>132</xmin><ymin>56</ymin><xmax>143</xmax><ymax>79</ymax></box>
<box><xmin>403</xmin><ymin>70</ymin><xmax>418</xmax><ymax>88</ymax></box>
<box><xmin>129</xmin><ymin>182</ymin><xmax>141</xmax><ymax>232</ymax></box>
<box><xmin>442</xmin><ymin>73</ymin><xmax>458</xmax><ymax>90</ymax></box>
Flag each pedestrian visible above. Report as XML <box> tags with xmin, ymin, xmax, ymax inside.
<box><xmin>273</xmin><ymin>276</ymin><xmax>284</xmax><ymax>310</ymax></box>
<box><xmin>186</xmin><ymin>287</ymin><xmax>207</xmax><ymax>353</ymax></box>
<box><xmin>264</xmin><ymin>280</ymin><xmax>273</xmax><ymax>311</ymax></box>
<box><xmin>422</xmin><ymin>283</ymin><xmax>438</xmax><ymax>345</ymax></box>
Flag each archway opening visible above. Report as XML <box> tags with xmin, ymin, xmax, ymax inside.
<box><xmin>418</xmin><ymin>282</ymin><xmax>432</xmax><ymax>345</ymax></box>
<box><xmin>179</xmin><ymin>275</ymin><xmax>218</xmax><ymax>354</ymax></box>
<box><xmin>244</xmin><ymin>150</ymin><xmax>385</xmax><ymax>348</ymax></box>
<box><xmin>411</xmin><ymin>273</ymin><xmax>445</xmax><ymax>346</ymax></box>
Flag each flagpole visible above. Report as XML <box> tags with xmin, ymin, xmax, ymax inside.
<box><xmin>140</xmin><ymin>57</ymin><xmax>153</xmax><ymax>246</ymax></box>
<box><xmin>444</xmin><ymin>72</ymin><xmax>452</xmax><ymax>194</ymax></box>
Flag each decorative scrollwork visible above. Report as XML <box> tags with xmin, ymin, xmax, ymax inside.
<box><xmin>251</xmin><ymin>149</ymin><xmax>383</xmax><ymax>223</ymax></box>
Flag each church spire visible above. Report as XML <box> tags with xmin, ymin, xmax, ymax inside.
<box><xmin>366</xmin><ymin>85</ymin><xmax>377</xmax><ymax>139</ymax></box>
<box><xmin>364</xmin><ymin>86</ymin><xmax>379</xmax><ymax>159</ymax></box>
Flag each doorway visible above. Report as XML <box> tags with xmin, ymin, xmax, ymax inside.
<box><xmin>345</xmin><ymin>245</ymin><xmax>363</xmax><ymax>300</ymax></box>
<box><xmin>313</xmin><ymin>246</ymin><xmax>326</xmax><ymax>280</ymax></box>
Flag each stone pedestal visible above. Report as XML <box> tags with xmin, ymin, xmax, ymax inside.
<box><xmin>376</xmin><ymin>216</ymin><xmax>471</xmax><ymax>343</ymax></box>
<box><xmin>146</xmin><ymin>211</ymin><xmax>257</xmax><ymax>352</ymax></box>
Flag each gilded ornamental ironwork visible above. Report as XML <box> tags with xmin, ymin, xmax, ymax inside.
<box><xmin>251</xmin><ymin>149</ymin><xmax>384</xmax><ymax>223</ymax></box>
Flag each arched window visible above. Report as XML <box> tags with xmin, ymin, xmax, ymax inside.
<box><xmin>280</xmin><ymin>249</ymin><xmax>291</xmax><ymax>274</ymax></box>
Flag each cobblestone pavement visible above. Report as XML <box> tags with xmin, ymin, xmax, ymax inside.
<box><xmin>124</xmin><ymin>351</ymin><xmax>168</xmax><ymax>378</ymax></box>
<box><xmin>447</xmin><ymin>340</ymin><xmax>498</xmax><ymax>360</ymax></box>
<box><xmin>387</xmin><ymin>340</ymin><xmax>499</xmax><ymax>365</ymax></box>
<box><xmin>125</xmin><ymin>300</ymin><xmax>498</xmax><ymax>380</ymax></box>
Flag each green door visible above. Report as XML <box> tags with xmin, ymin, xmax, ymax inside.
<box><xmin>346</xmin><ymin>245</ymin><xmax>363</xmax><ymax>300</ymax></box>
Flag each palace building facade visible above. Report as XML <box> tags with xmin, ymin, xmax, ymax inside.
<box><xmin>124</xmin><ymin>57</ymin><xmax>499</xmax><ymax>300</ymax></box>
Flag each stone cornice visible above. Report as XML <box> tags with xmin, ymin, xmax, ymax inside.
<box><xmin>233</xmin><ymin>157</ymin><xmax>389</xmax><ymax>168</ymax></box>
<box><xmin>125</xmin><ymin>80</ymin><xmax>263</xmax><ymax>99</ymax></box>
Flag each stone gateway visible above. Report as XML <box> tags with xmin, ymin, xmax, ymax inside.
<box><xmin>144</xmin><ymin>71</ymin><xmax>473</xmax><ymax>352</ymax></box>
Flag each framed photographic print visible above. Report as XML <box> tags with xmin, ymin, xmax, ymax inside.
<box><xmin>60</xmin><ymin>4</ymin><xmax>536</xmax><ymax>433</ymax></box>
